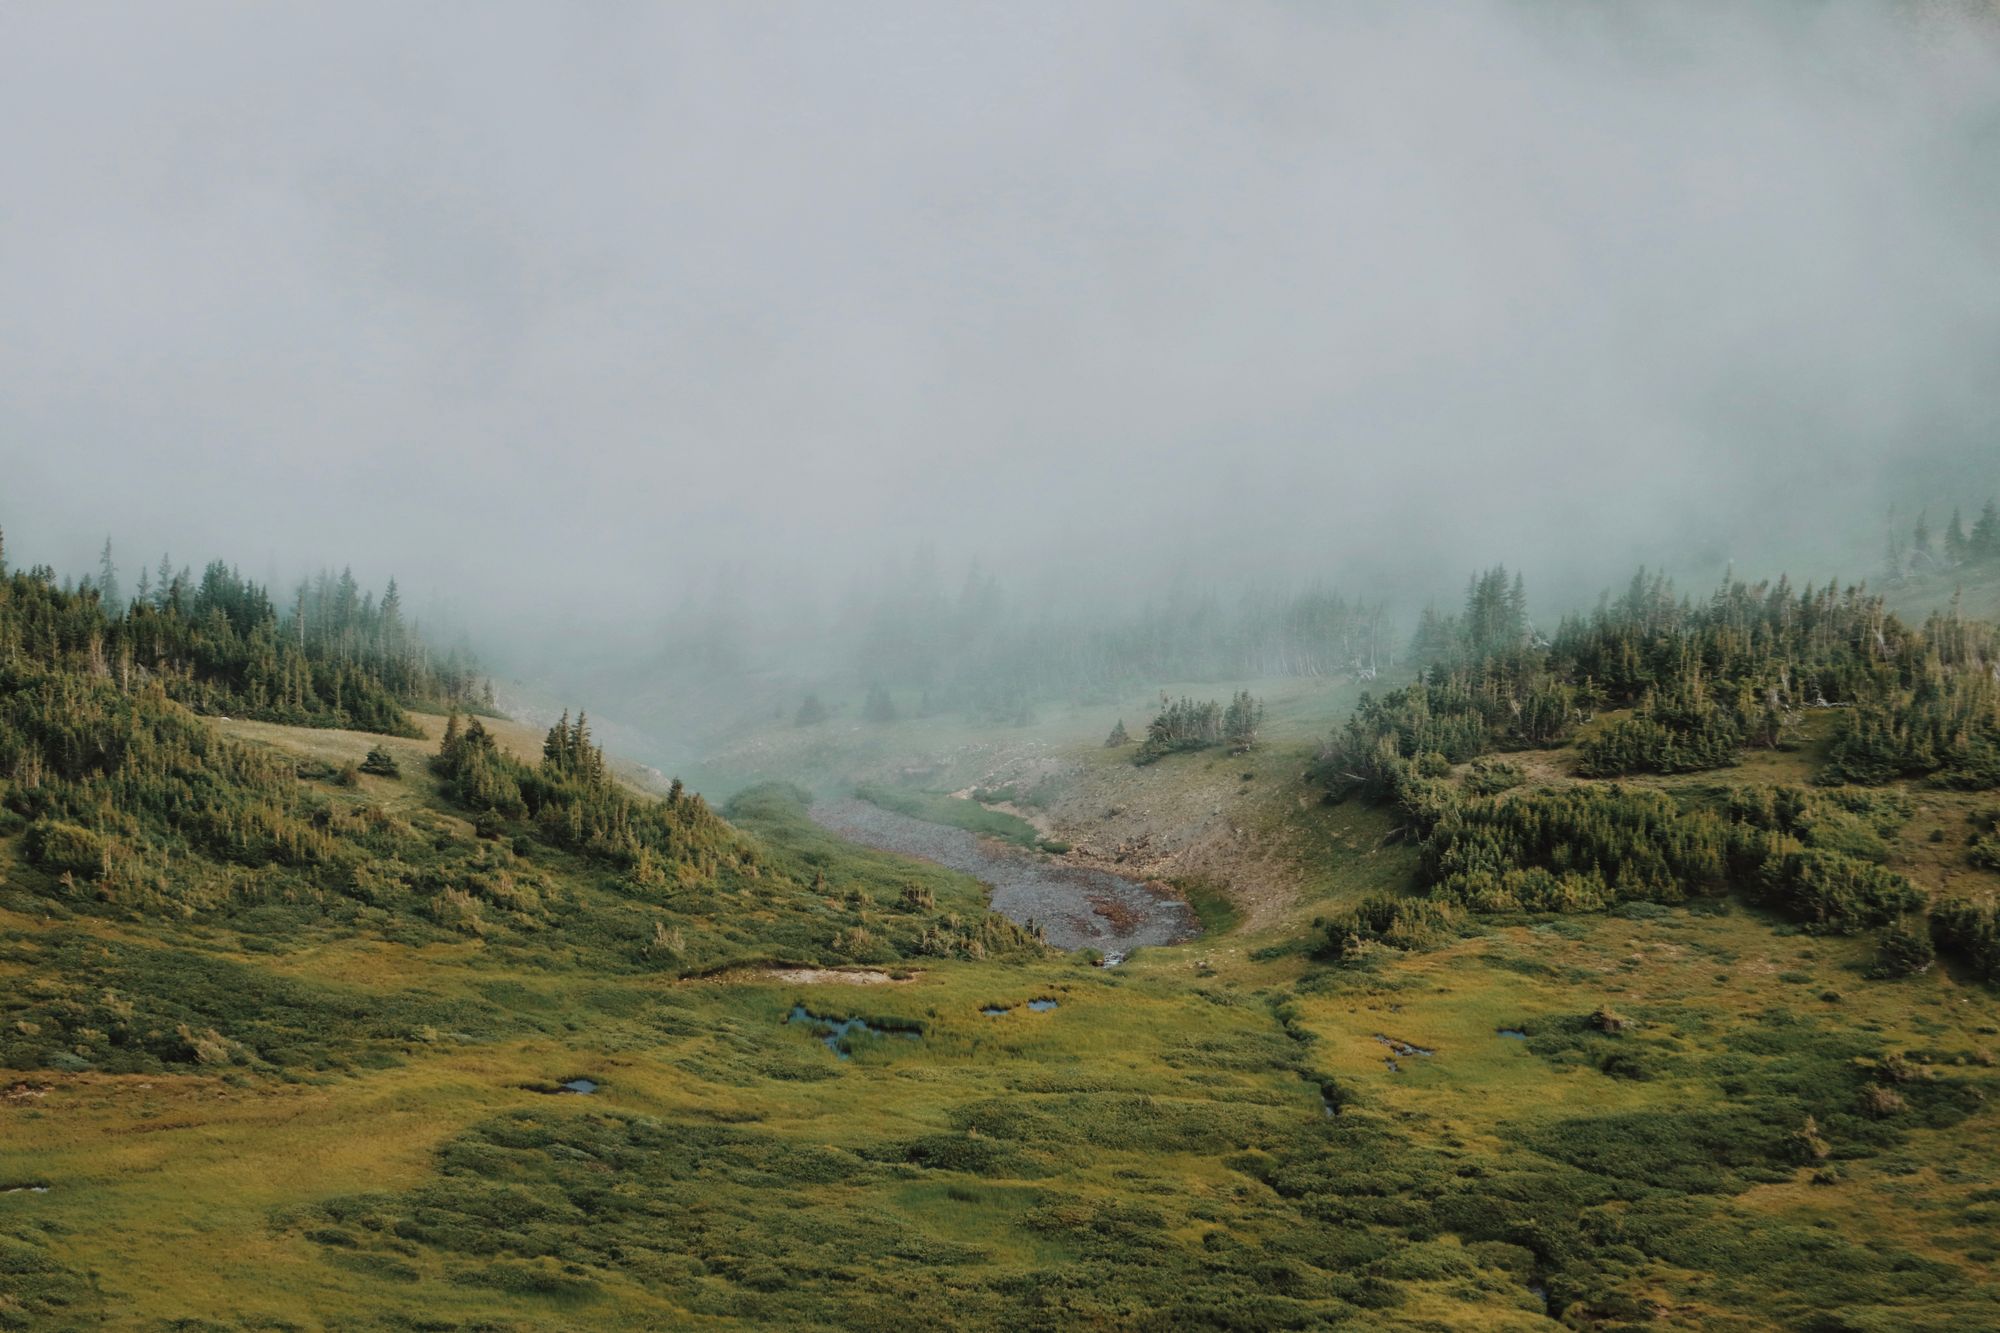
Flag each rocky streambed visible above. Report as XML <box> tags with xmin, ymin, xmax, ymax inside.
<box><xmin>809</xmin><ymin>796</ymin><xmax>1199</xmax><ymax>953</ymax></box>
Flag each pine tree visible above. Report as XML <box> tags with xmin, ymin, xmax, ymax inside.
<box><xmin>1912</xmin><ymin>510</ymin><xmax>1932</xmax><ymax>562</ymax></box>
<box><xmin>1105</xmin><ymin>718</ymin><xmax>1130</xmax><ymax>748</ymax></box>
<box><xmin>572</xmin><ymin>711</ymin><xmax>604</xmax><ymax>783</ymax></box>
<box><xmin>439</xmin><ymin>711</ymin><xmax>465</xmax><ymax>765</ymax></box>
<box><xmin>1223</xmin><ymin>690</ymin><xmax>1264</xmax><ymax>751</ymax></box>
<box><xmin>1407</xmin><ymin>605</ymin><xmax>1452</xmax><ymax>666</ymax></box>
<box><xmin>795</xmin><ymin>694</ymin><xmax>828</xmax><ymax>726</ymax></box>
<box><xmin>1946</xmin><ymin>508</ymin><xmax>1969</xmax><ymax>564</ymax></box>
<box><xmin>95</xmin><ymin>538</ymin><xmax>121</xmax><ymax>613</ymax></box>
<box><xmin>1972</xmin><ymin>500</ymin><xmax>2000</xmax><ymax>563</ymax></box>
<box><xmin>544</xmin><ymin>710</ymin><xmax>571</xmax><ymax>771</ymax></box>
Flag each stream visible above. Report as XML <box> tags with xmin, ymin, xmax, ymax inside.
<box><xmin>808</xmin><ymin>796</ymin><xmax>1200</xmax><ymax>953</ymax></box>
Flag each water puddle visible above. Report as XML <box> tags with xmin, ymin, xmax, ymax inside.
<box><xmin>1498</xmin><ymin>1028</ymin><xmax>1528</xmax><ymax>1041</ymax></box>
<box><xmin>980</xmin><ymin>998</ymin><xmax>1060</xmax><ymax>1017</ymax></box>
<box><xmin>809</xmin><ymin>798</ymin><xmax>1196</xmax><ymax>952</ymax></box>
<box><xmin>1375</xmin><ymin>1034</ymin><xmax>1435</xmax><ymax>1071</ymax></box>
<box><xmin>1375</xmin><ymin>1034</ymin><xmax>1435</xmax><ymax>1057</ymax></box>
<box><xmin>558</xmin><ymin>1078</ymin><xmax>599</xmax><ymax>1095</ymax></box>
<box><xmin>787</xmin><ymin>1004</ymin><xmax>921</xmax><ymax>1059</ymax></box>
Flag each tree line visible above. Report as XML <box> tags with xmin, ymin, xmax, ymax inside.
<box><xmin>1324</xmin><ymin>564</ymin><xmax>1999</xmax><ymax>792</ymax></box>
<box><xmin>1884</xmin><ymin>496</ymin><xmax>2000</xmax><ymax>580</ymax></box>
<box><xmin>1319</xmin><ymin>559</ymin><xmax>2000</xmax><ymax>986</ymax></box>
<box><xmin>0</xmin><ymin>532</ymin><xmax>489</xmax><ymax>735</ymax></box>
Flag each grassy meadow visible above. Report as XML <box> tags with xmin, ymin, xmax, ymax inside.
<box><xmin>4</xmin><ymin>668</ymin><xmax>2000</xmax><ymax>1330</ymax></box>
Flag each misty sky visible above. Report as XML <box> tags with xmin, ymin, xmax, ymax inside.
<box><xmin>4</xmin><ymin>2</ymin><xmax>1999</xmax><ymax>631</ymax></box>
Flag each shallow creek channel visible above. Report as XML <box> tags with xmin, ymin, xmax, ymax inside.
<box><xmin>808</xmin><ymin>796</ymin><xmax>1199</xmax><ymax>954</ymax></box>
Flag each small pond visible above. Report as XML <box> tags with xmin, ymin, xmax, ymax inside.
<box><xmin>1497</xmin><ymin>1028</ymin><xmax>1528</xmax><ymax>1041</ymax></box>
<box><xmin>558</xmin><ymin>1078</ymin><xmax>599</xmax><ymax>1095</ymax></box>
<box><xmin>788</xmin><ymin>1004</ymin><xmax>921</xmax><ymax>1060</ymax></box>
<box><xmin>980</xmin><ymin>998</ymin><xmax>1060</xmax><ymax>1017</ymax></box>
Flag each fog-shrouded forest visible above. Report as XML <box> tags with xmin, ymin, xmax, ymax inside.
<box><xmin>8</xmin><ymin>4</ymin><xmax>2000</xmax><ymax>1331</ymax></box>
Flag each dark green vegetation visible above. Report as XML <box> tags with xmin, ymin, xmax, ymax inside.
<box><xmin>1334</xmin><ymin>566</ymin><xmax>1997</xmax><ymax>791</ymax></box>
<box><xmin>1133</xmin><ymin>690</ymin><xmax>1263</xmax><ymax>765</ymax></box>
<box><xmin>1323</xmin><ymin>563</ymin><xmax>2000</xmax><ymax>986</ymax></box>
<box><xmin>0</xmin><ymin>537</ymin><xmax>486</xmax><ymax>737</ymax></box>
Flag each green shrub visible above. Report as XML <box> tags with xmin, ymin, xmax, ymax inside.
<box><xmin>1462</xmin><ymin>759</ymin><xmax>1524</xmax><ymax>795</ymax></box>
<box><xmin>1322</xmin><ymin>895</ymin><xmax>1465</xmax><ymax>958</ymax></box>
<box><xmin>1874</xmin><ymin>918</ymin><xmax>1936</xmax><ymax>978</ymax></box>
<box><xmin>26</xmin><ymin>819</ymin><xmax>106</xmax><ymax>877</ymax></box>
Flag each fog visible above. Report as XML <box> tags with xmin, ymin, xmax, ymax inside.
<box><xmin>4</xmin><ymin>2</ymin><xmax>1999</xmax><ymax>718</ymax></box>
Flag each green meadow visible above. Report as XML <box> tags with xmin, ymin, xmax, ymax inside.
<box><xmin>6</xmin><ymin>667</ymin><xmax>2000</xmax><ymax>1330</ymax></box>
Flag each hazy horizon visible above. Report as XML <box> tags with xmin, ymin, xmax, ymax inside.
<box><xmin>6</xmin><ymin>1</ymin><xmax>1999</xmax><ymax>654</ymax></box>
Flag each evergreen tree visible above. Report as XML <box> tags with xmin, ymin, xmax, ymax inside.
<box><xmin>1972</xmin><ymin>499</ymin><xmax>2000</xmax><ymax>563</ymax></box>
<box><xmin>1911</xmin><ymin>510</ymin><xmax>1932</xmax><ymax>563</ymax></box>
<box><xmin>1407</xmin><ymin>605</ymin><xmax>1452</xmax><ymax>667</ymax></box>
<box><xmin>1105</xmin><ymin>718</ymin><xmax>1130</xmax><ymax>748</ymax></box>
<box><xmin>1946</xmin><ymin>507</ymin><xmax>1969</xmax><ymax>564</ymax></box>
<box><xmin>95</xmin><ymin>537</ymin><xmax>121</xmax><ymax>613</ymax></box>
<box><xmin>1135</xmin><ymin>694</ymin><xmax>1225</xmax><ymax>764</ymax></box>
<box><xmin>1223</xmin><ymin>690</ymin><xmax>1264</xmax><ymax>752</ymax></box>
<box><xmin>863</xmin><ymin>684</ymin><xmax>898</xmax><ymax>723</ymax></box>
<box><xmin>795</xmin><ymin>694</ymin><xmax>828</xmax><ymax>726</ymax></box>
<box><xmin>544</xmin><ymin>710</ymin><xmax>571</xmax><ymax>769</ymax></box>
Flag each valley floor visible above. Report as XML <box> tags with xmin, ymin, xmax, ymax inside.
<box><xmin>6</xmin><ymin>678</ymin><xmax>2000</xmax><ymax>1329</ymax></box>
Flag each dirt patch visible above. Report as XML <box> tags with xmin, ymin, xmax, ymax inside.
<box><xmin>767</xmin><ymin>967</ymin><xmax>915</xmax><ymax>985</ymax></box>
<box><xmin>708</xmin><ymin>967</ymin><xmax>919</xmax><ymax>986</ymax></box>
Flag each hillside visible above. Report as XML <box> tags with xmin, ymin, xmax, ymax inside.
<box><xmin>6</xmin><ymin>554</ymin><xmax>2000</xmax><ymax>1328</ymax></box>
<box><xmin>673</xmin><ymin>563</ymin><xmax>2000</xmax><ymax>1327</ymax></box>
